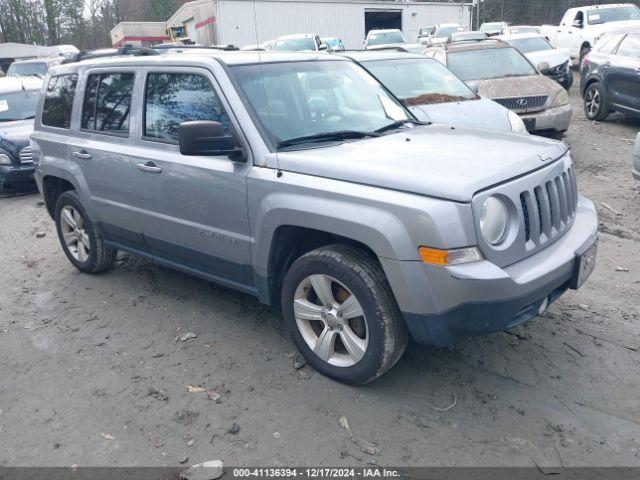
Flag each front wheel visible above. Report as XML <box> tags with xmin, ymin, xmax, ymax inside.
<box><xmin>281</xmin><ymin>245</ymin><xmax>408</xmax><ymax>385</ymax></box>
<box><xmin>584</xmin><ymin>82</ymin><xmax>609</xmax><ymax>121</ymax></box>
<box><xmin>55</xmin><ymin>190</ymin><xmax>117</xmax><ymax>273</ymax></box>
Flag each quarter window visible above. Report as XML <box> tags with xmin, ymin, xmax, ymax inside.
<box><xmin>81</xmin><ymin>72</ymin><xmax>134</xmax><ymax>134</ymax></box>
<box><xmin>144</xmin><ymin>72</ymin><xmax>231</xmax><ymax>143</ymax></box>
<box><xmin>42</xmin><ymin>75</ymin><xmax>78</xmax><ymax>129</ymax></box>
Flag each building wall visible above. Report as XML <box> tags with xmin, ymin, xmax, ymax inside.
<box><xmin>216</xmin><ymin>0</ymin><xmax>472</xmax><ymax>49</ymax></box>
<box><xmin>111</xmin><ymin>22</ymin><xmax>170</xmax><ymax>47</ymax></box>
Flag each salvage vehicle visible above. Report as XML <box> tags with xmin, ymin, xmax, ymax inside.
<box><xmin>340</xmin><ymin>50</ymin><xmax>527</xmax><ymax>134</ymax></box>
<box><xmin>499</xmin><ymin>33</ymin><xmax>573</xmax><ymax>89</ymax></box>
<box><xmin>417</xmin><ymin>26</ymin><xmax>436</xmax><ymax>44</ymax></box>
<box><xmin>32</xmin><ymin>51</ymin><xmax>598</xmax><ymax>384</ymax></box>
<box><xmin>0</xmin><ymin>76</ymin><xmax>41</xmax><ymax>196</ymax></box>
<box><xmin>502</xmin><ymin>25</ymin><xmax>541</xmax><ymax>35</ymax></box>
<box><xmin>272</xmin><ymin>34</ymin><xmax>327</xmax><ymax>52</ymax></box>
<box><xmin>322</xmin><ymin>37</ymin><xmax>346</xmax><ymax>52</ymax></box>
<box><xmin>364</xmin><ymin>29</ymin><xmax>407</xmax><ymax>49</ymax></box>
<box><xmin>7</xmin><ymin>57</ymin><xmax>63</xmax><ymax>78</ymax></box>
<box><xmin>424</xmin><ymin>38</ymin><xmax>572</xmax><ymax>135</ymax></box>
<box><xmin>424</xmin><ymin>23</ymin><xmax>465</xmax><ymax>46</ymax></box>
<box><xmin>580</xmin><ymin>27</ymin><xmax>640</xmax><ymax>121</ymax></box>
<box><xmin>480</xmin><ymin>21</ymin><xmax>509</xmax><ymax>37</ymax></box>
<box><xmin>541</xmin><ymin>3</ymin><xmax>640</xmax><ymax>66</ymax></box>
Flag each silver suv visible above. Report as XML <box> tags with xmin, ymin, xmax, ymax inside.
<box><xmin>32</xmin><ymin>51</ymin><xmax>598</xmax><ymax>385</ymax></box>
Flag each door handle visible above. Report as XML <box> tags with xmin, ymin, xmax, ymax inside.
<box><xmin>137</xmin><ymin>161</ymin><xmax>162</xmax><ymax>173</ymax></box>
<box><xmin>72</xmin><ymin>150</ymin><xmax>92</xmax><ymax>160</ymax></box>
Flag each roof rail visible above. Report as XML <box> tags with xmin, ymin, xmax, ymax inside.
<box><xmin>152</xmin><ymin>44</ymin><xmax>240</xmax><ymax>51</ymax></box>
<box><xmin>62</xmin><ymin>45</ymin><xmax>159</xmax><ymax>64</ymax></box>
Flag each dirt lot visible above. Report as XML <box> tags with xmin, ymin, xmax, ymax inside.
<box><xmin>1</xmin><ymin>76</ymin><xmax>639</xmax><ymax>468</ymax></box>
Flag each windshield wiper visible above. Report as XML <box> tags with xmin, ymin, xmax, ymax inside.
<box><xmin>277</xmin><ymin>130</ymin><xmax>381</xmax><ymax>149</ymax></box>
<box><xmin>375</xmin><ymin>119</ymin><xmax>429</xmax><ymax>133</ymax></box>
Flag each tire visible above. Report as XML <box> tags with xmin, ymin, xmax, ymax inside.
<box><xmin>55</xmin><ymin>190</ymin><xmax>117</xmax><ymax>273</ymax></box>
<box><xmin>281</xmin><ymin>245</ymin><xmax>408</xmax><ymax>385</ymax></box>
<box><xmin>584</xmin><ymin>82</ymin><xmax>609</xmax><ymax>121</ymax></box>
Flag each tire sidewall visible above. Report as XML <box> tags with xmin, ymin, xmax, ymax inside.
<box><xmin>584</xmin><ymin>82</ymin><xmax>605</xmax><ymax>120</ymax></box>
<box><xmin>55</xmin><ymin>191</ymin><xmax>100</xmax><ymax>272</ymax></box>
<box><xmin>281</xmin><ymin>253</ymin><xmax>387</xmax><ymax>384</ymax></box>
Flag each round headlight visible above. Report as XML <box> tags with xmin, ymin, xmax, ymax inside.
<box><xmin>480</xmin><ymin>196</ymin><xmax>509</xmax><ymax>245</ymax></box>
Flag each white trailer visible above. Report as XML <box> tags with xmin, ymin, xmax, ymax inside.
<box><xmin>214</xmin><ymin>0</ymin><xmax>473</xmax><ymax>49</ymax></box>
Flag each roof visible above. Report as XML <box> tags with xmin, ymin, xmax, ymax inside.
<box><xmin>498</xmin><ymin>33</ymin><xmax>547</xmax><ymax>40</ymax></box>
<box><xmin>578</xmin><ymin>3</ymin><xmax>637</xmax><ymax>10</ymax></box>
<box><xmin>10</xmin><ymin>57</ymin><xmax>62</xmax><ymax>65</ymax></box>
<box><xmin>0</xmin><ymin>76</ymin><xmax>43</xmax><ymax>93</ymax></box>
<box><xmin>275</xmin><ymin>33</ymin><xmax>317</xmax><ymax>39</ymax></box>
<box><xmin>429</xmin><ymin>38</ymin><xmax>509</xmax><ymax>53</ymax></box>
<box><xmin>436</xmin><ymin>23</ymin><xmax>462</xmax><ymax>28</ymax></box>
<box><xmin>339</xmin><ymin>51</ymin><xmax>425</xmax><ymax>62</ymax></box>
<box><xmin>368</xmin><ymin>29</ymin><xmax>402</xmax><ymax>34</ymax></box>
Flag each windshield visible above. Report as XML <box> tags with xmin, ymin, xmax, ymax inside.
<box><xmin>434</xmin><ymin>26</ymin><xmax>464</xmax><ymax>38</ymax></box>
<box><xmin>7</xmin><ymin>62</ymin><xmax>48</xmax><ymax>77</ymax></box>
<box><xmin>507</xmin><ymin>37</ymin><xmax>552</xmax><ymax>53</ymax></box>
<box><xmin>367</xmin><ymin>31</ymin><xmax>405</xmax><ymax>46</ymax></box>
<box><xmin>364</xmin><ymin>58</ymin><xmax>475</xmax><ymax>106</ymax></box>
<box><xmin>447</xmin><ymin>47</ymin><xmax>536</xmax><ymax>81</ymax></box>
<box><xmin>273</xmin><ymin>38</ymin><xmax>316</xmax><ymax>51</ymax></box>
<box><xmin>587</xmin><ymin>6</ymin><xmax>640</xmax><ymax>25</ymax></box>
<box><xmin>0</xmin><ymin>89</ymin><xmax>39</xmax><ymax>122</ymax></box>
<box><xmin>231</xmin><ymin>60</ymin><xmax>411</xmax><ymax>148</ymax></box>
<box><xmin>480</xmin><ymin>22</ymin><xmax>507</xmax><ymax>32</ymax></box>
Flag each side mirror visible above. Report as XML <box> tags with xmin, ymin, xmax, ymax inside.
<box><xmin>538</xmin><ymin>61</ymin><xmax>550</xmax><ymax>72</ymax></box>
<box><xmin>466</xmin><ymin>81</ymin><xmax>479</xmax><ymax>95</ymax></box>
<box><xmin>178</xmin><ymin>121</ymin><xmax>244</xmax><ymax>160</ymax></box>
<box><xmin>572</xmin><ymin>19</ymin><xmax>583</xmax><ymax>29</ymax></box>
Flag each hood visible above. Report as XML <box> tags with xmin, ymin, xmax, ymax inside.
<box><xmin>526</xmin><ymin>48</ymin><xmax>570</xmax><ymax>69</ymax></box>
<box><xmin>475</xmin><ymin>74</ymin><xmax>562</xmax><ymax>100</ymax></box>
<box><xmin>267</xmin><ymin>125</ymin><xmax>568</xmax><ymax>202</ymax></box>
<box><xmin>0</xmin><ymin>119</ymin><xmax>33</xmax><ymax>157</ymax></box>
<box><xmin>409</xmin><ymin>98</ymin><xmax>512</xmax><ymax>132</ymax></box>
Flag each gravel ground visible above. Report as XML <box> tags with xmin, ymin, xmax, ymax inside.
<box><xmin>1</xmin><ymin>75</ymin><xmax>639</xmax><ymax>468</ymax></box>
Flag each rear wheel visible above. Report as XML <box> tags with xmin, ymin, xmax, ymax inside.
<box><xmin>281</xmin><ymin>245</ymin><xmax>407</xmax><ymax>385</ymax></box>
<box><xmin>584</xmin><ymin>82</ymin><xmax>609</xmax><ymax>121</ymax></box>
<box><xmin>55</xmin><ymin>191</ymin><xmax>117</xmax><ymax>273</ymax></box>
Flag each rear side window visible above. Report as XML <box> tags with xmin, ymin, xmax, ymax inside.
<box><xmin>144</xmin><ymin>72</ymin><xmax>231</xmax><ymax>143</ymax></box>
<box><xmin>42</xmin><ymin>75</ymin><xmax>78</xmax><ymax>129</ymax></box>
<box><xmin>81</xmin><ymin>72</ymin><xmax>134</xmax><ymax>134</ymax></box>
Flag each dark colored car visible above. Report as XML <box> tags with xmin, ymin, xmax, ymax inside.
<box><xmin>580</xmin><ymin>28</ymin><xmax>640</xmax><ymax>121</ymax></box>
<box><xmin>0</xmin><ymin>76</ymin><xmax>42</xmax><ymax>196</ymax></box>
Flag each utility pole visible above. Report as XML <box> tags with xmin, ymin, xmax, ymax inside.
<box><xmin>476</xmin><ymin>0</ymin><xmax>481</xmax><ymax>30</ymax></box>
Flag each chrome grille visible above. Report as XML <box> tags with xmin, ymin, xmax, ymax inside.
<box><xmin>19</xmin><ymin>146</ymin><xmax>33</xmax><ymax>165</ymax></box>
<box><xmin>493</xmin><ymin>95</ymin><xmax>548</xmax><ymax>113</ymax></box>
<box><xmin>519</xmin><ymin>166</ymin><xmax>577</xmax><ymax>249</ymax></box>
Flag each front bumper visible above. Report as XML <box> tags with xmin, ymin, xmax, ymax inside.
<box><xmin>0</xmin><ymin>164</ymin><xmax>37</xmax><ymax>197</ymax></box>
<box><xmin>382</xmin><ymin>196</ymin><xmax>598</xmax><ymax>347</ymax></box>
<box><xmin>521</xmin><ymin>103</ymin><xmax>572</xmax><ymax>134</ymax></box>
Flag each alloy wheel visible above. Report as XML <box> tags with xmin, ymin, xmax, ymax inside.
<box><xmin>60</xmin><ymin>205</ymin><xmax>90</xmax><ymax>262</ymax></box>
<box><xmin>585</xmin><ymin>86</ymin><xmax>601</xmax><ymax>118</ymax></box>
<box><xmin>293</xmin><ymin>274</ymin><xmax>368</xmax><ymax>367</ymax></box>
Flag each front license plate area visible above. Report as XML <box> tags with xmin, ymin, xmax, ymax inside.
<box><xmin>523</xmin><ymin>118</ymin><xmax>536</xmax><ymax>131</ymax></box>
<box><xmin>570</xmin><ymin>240</ymin><xmax>597</xmax><ymax>289</ymax></box>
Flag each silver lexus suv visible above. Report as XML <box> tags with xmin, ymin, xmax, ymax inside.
<box><xmin>31</xmin><ymin>51</ymin><xmax>598</xmax><ymax>384</ymax></box>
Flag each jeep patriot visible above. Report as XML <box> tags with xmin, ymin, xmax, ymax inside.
<box><xmin>31</xmin><ymin>51</ymin><xmax>598</xmax><ymax>384</ymax></box>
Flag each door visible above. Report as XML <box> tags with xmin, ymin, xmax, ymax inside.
<box><xmin>133</xmin><ymin>68</ymin><xmax>253</xmax><ymax>286</ymax></box>
<box><xmin>68</xmin><ymin>69</ymin><xmax>145</xmax><ymax>249</ymax></box>
<box><xmin>365</xmin><ymin>10</ymin><xmax>402</xmax><ymax>36</ymax></box>
<box><xmin>557</xmin><ymin>9</ymin><xmax>583</xmax><ymax>56</ymax></box>
<box><xmin>608</xmin><ymin>34</ymin><xmax>640</xmax><ymax>114</ymax></box>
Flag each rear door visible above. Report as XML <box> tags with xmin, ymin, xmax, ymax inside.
<box><xmin>66</xmin><ymin>68</ymin><xmax>145</xmax><ymax>249</ymax></box>
<box><xmin>132</xmin><ymin>67</ymin><xmax>253</xmax><ymax>287</ymax></box>
<box><xmin>608</xmin><ymin>34</ymin><xmax>640</xmax><ymax>114</ymax></box>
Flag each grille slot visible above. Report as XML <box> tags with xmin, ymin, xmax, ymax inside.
<box><xmin>521</xmin><ymin>167</ymin><xmax>577</xmax><ymax>248</ymax></box>
<box><xmin>493</xmin><ymin>95</ymin><xmax>548</xmax><ymax>113</ymax></box>
<box><xmin>19</xmin><ymin>146</ymin><xmax>33</xmax><ymax>165</ymax></box>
